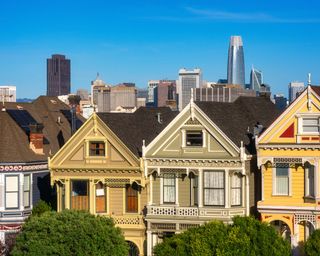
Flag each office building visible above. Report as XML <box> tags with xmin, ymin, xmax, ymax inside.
<box><xmin>250</xmin><ymin>67</ymin><xmax>263</xmax><ymax>92</ymax></box>
<box><xmin>155</xmin><ymin>80</ymin><xmax>177</xmax><ymax>108</ymax></box>
<box><xmin>227</xmin><ymin>36</ymin><xmax>245</xmax><ymax>87</ymax></box>
<box><xmin>274</xmin><ymin>94</ymin><xmax>287</xmax><ymax>111</ymax></box>
<box><xmin>47</xmin><ymin>54</ymin><xmax>71</xmax><ymax>96</ymax></box>
<box><xmin>289</xmin><ymin>82</ymin><xmax>305</xmax><ymax>103</ymax></box>
<box><xmin>194</xmin><ymin>84</ymin><xmax>256</xmax><ymax>103</ymax></box>
<box><xmin>148</xmin><ymin>80</ymin><xmax>159</xmax><ymax>103</ymax></box>
<box><xmin>0</xmin><ymin>85</ymin><xmax>16</xmax><ymax>102</ymax></box>
<box><xmin>178</xmin><ymin>68</ymin><xmax>202</xmax><ymax>111</ymax></box>
<box><xmin>91</xmin><ymin>75</ymin><xmax>111</xmax><ymax>112</ymax></box>
<box><xmin>110</xmin><ymin>83</ymin><xmax>137</xmax><ymax>111</ymax></box>
<box><xmin>77</xmin><ymin>89</ymin><xmax>89</xmax><ymax>100</ymax></box>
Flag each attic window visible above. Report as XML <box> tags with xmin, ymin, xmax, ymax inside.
<box><xmin>186</xmin><ymin>131</ymin><xmax>203</xmax><ymax>146</ymax></box>
<box><xmin>89</xmin><ymin>142</ymin><xmax>105</xmax><ymax>156</ymax></box>
<box><xmin>302</xmin><ymin>118</ymin><xmax>320</xmax><ymax>133</ymax></box>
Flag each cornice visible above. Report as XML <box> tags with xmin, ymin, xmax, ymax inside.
<box><xmin>0</xmin><ymin>163</ymin><xmax>48</xmax><ymax>172</ymax></box>
<box><xmin>51</xmin><ymin>168</ymin><xmax>141</xmax><ymax>174</ymax></box>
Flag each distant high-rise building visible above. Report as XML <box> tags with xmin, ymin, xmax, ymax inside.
<box><xmin>110</xmin><ymin>83</ymin><xmax>137</xmax><ymax>111</ymax></box>
<box><xmin>274</xmin><ymin>94</ymin><xmax>288</xmax><ymax>111</ymax></box>
<box><xmin>155</xmin><ymin>80</ymin><xmax>177</xmax><ymax>108</ymax></box>
<box><xmin>227</xmin><ymin>36</ymin><xmax>245</xmax><ymax>87</ymax></box>
<box><xmin>250</xmin><ymin>67</ymin><xmax>263</xmax><ymax>92</ymax></box>
<box><xmin>76</xmin><ymin>89</ymin><xmax>89</xmax><ymax>100</ymax></box>
<box><xmin>91</xmin><ymin>75</ymin><xmax>111</xmax><ymax>112</ymax></box>
<box><xmin>178</xmin><ymin>68</ymin><xmax>202</xmax><ymax>111</ymax></box>
<box><xmin>0</xmin><ymin>85</ymin><xmax>16</xmax><ymax>102</ymax></box>
<box><xmin>47</xmin><ymin>54</ymin><xmax>71</xmax><ymax>96</ymax></box>
<box><xmin>289</xmin><ymin>82</ymin><xmax>305</xmax><ymax>103</ymax></box>
<box><xmin>148</xmin><ymin>80</ymin><xmax>159</xmax><ymax>103</ymax></box>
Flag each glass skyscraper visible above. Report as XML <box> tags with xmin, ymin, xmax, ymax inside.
<box><xmin>250</xmin><ymin>67</ymin><xmax>263</xmax><ymax>92</ymax></box>
<box><xmin>227</xmin><ymin>36</ymin><xmax>245</xmax><ymax>88</ymax></box>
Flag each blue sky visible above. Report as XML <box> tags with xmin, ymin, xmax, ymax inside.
<box><xmin>1</xmin><ymin>0</ymin><xmax>320</xmax><ymax>98</ymax></box>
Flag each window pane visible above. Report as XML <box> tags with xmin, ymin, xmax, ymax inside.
<box><xmin>6</xmin><ymin>193</ymin><xmax>18</xmax><ymax>208</ymax></box>
<box><xmin>276</xmin><ymin>168</ymin><xmax>289</xmax><ymax>195</ymax></box>
<box><xmin>6</xmin><ymin>176</ymin><xmax>18</xmax><ymax>192</ymax></box>
<box><xmin>303</xmin><ymin>119</ymin><xmax>318</xmax><ymax>125</ymax></box>
<box><xmin>24</xmin><ymin>191</ymin><xmax>30</xmax><ymax>207</ymax></box>
<box><xmin>204</xmin><ymin>171</ymin><xmax>224</xmax><ymax>188</ymax></box>
<box><xmin>24</xmin><ymin>175</ymin><xmax>30</xmax><ymax>191</ymax></box>
<box><xmin>89</xmin><ymin>142</ymin><xmax>105</xmax><ymax>156</ymax></box>
<box><xmin>163</xmin><ymin>174</ymin><xmax>175</xmax><ymax>203</ymax></box>
<box><xmin>231</xmin><ymin>174</ymin><xmax>242</xmax><ymax>206</ymax></box>
<box><xmin>186</xmin><ymin>131</ymin><xmax>203</xmax><ymax>146</ymax></box>
<box><xmin>96</xmin><ymin>182</ymin><xmax>106</xmax><ymax>213</ymax></box>
<box><xmin>71</xmin><ymin>180</ymin><xmax>89</xmax><ymax>210</ymax></box>
<box><xmin>204</xmin><ymin>171</ymin><xmax>225</xmax><ymax>206</ymax></box>
<box><xmin>126</xmin><ymin>186</ymin><xmax>138</xmax><ymax>212</ymax></box>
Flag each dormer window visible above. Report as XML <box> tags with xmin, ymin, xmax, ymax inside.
<box><xmin>89</xmin><ymin>141</ymin><xmax>105</xmax><ymax>156</ymax></box>
<box><xmin>186</xmin><ymin>131</ymin><xmax>203</xmax><ymax>146</ymax></box>
<box><xmin>302</xmin><ymin>118</ymin><xmax>320</xmax><ymax>133</ymax></box>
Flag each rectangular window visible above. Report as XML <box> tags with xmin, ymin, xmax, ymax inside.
<box><xmin>163</xmin><ymin>174</ymin><xmax>175</xmax><ymax>204</ymax></box>
<box><xmin>89</xmin><ymin>141</ymin><xmax>105</xmax><ymax>156</ymax></box>
<box><xmin>96</xmin><ymin>182</ymin><xmax>106</xmax><ymax>213</ymax></box>
<box><xmin>5</xmin><ymin>175</ymin><xmax>19</xmax><ymax>209</ymax></box>
<box><xmin>302</xmin><ymin>118</ymin><xmax>320</xmax><ymax>133</ymax></box>
<box><xmin>305</xmin><ymin>165</ymin><xmax>315</xmax><ymax>197</ymax></box>
<box><xmin>275</xmin><ymin>167</ymin><xmax>289</xmax><ymax>195</ymax></box>
<box><xmin>204</xmin><ymin>171</ymin><xmax>225</xmax><ymax>206</ymax></box>
<box><xmin>186</xmin><ymin>131</ymin><xmax>203</xmax><ymax>146</ymax></box>
<box><xmin>231</xmin><ymin>173</ymin><xmax>242</xmax><ymax>206</ymax></box>
<box><xmin>23</xmin><ymin>175</ymin><xmax>31</xmax><ymax>208</ymax></box>
<box><xmin>126</xmin><ymin>185</ymin><xmax>138</xmax><ymax>213</ymax></box>
<box><xmin>71</xmin><ymin>180</ymin><xmax>89</xmax><ymax>210</ymax></box>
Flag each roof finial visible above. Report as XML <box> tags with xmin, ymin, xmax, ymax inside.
<box><xmin>97</xmin><ymin>72</ymin><xmax>100</xmax><ymax>80</ymax></box>
<box><xmin>308</xmin><ymin>73</ymin><xmax>311</xmax><ymax>86</ymax></box>
<box><xmin>190</xmin><ymin>88</ymin><xmax>194</xmax><ymax>103</ymax></box>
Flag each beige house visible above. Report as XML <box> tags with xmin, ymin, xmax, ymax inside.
<box><xmin>143</xmin><ymin>97</ymin><xmax>279</xmax><ymax>254</ymax></box>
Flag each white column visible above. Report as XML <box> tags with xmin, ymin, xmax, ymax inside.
<box><xmin>160</xmin><ymin>176</ymin><xmax>163</xmax><ymax>205</ymax></box>
<box><xmin>202</xmin><ymin>129</ymin><xmax>206</xmax><ymax>148</ymax></box>
<box><xmin>20</xmin><ymin>173</ymin><xmax>23</xmax><ymax>210</ymax></box>
<box><xmin>148</xmin><ymin>175</ymin><xmax>153</xmax><ymax>205</ymax></box>
<box><xmin>147</xmin><ymin>230</ymin><xmax>152</xmax><ymax>256</ymax></box>
<box><xmin>175</xmin><ymin>176</ymin><xmax>179</xmax><ymax>206</ymax></box>
<box><xmin>225</xmin><ymin>170</ymin><xmax>229</xmax><ymax>208</ymax></box>
<box><xmin>261</xmin><ymin>165</ymin><xmax>265</xmax><ymax>201</ymax></box>
<box><xmin>315</xmin><ymin>160</ymin><xmax>319</xmax><ymax>198</ymax></box>
<box><xmin>198</xmin><ymin>169</ymin><xmax>203</xmax><ymax>207</ymax></box>
<box><xmin>245</xmin><ymin>174</ymin><xmax>250</xmax><ymax>216</ymax></box>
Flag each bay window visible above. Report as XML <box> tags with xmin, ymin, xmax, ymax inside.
<box><xmin>71</xmin><ymin>180</ymin><xmax>89</xmax><ymax>210</ymax></box>
<box><xmin>5</xmin><ymin>175</ymin><xmax>19</xmax><ymax>209</ymax></box>
<box><xmin>23</xmin><ymin>174</ymin><xmax>31</xmax><ymax>208</ymax></box>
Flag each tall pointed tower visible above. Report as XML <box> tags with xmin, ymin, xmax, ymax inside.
<box><xmin>227</xmin><ymin>36</ymin><xmax>245</xmax><ymax>88</ymax></box>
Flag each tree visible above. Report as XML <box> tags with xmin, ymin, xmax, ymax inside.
<box><xmin>304</xmin><ymin>229</ymin><xmax>320</xmax><ymax>256</ymax></box>
<box><xmin>154</xmin><ymin>216</ymin><xmax>291</xmax><ymax>256</ymax></box>
<box><xmin>31</xmin><ymin>200</ymin><xmax>52</xmax><ymax>217</ymax></box>
<box><xmin>11</xmin><ymin>210</ymin><xmax>128</xmax><ymax>256</ymax></box>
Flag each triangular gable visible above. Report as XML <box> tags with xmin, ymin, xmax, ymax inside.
<box><xmin>50</xmin><ymin>113</ymin><xmax>140</xmax><ymax>169</ymax></box>
<box><xmin>144</xmin><ymin>102</ymin><xmax>239</xmax><ymax>159</ymax></box>
<box><xmin>259</xmin><ymin>87</ymin><xmax>320</xmax><ymax>144</ymax></box>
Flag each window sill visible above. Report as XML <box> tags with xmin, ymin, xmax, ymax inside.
<box><xmin>271</xmin><ymin>194</ymin><xmax>291</xmax><ymax>197</ymax></box>
<box><xmin>303</xmin><ymin>196</ymin><xmax>316</xmax><ymax>203</ymax></box>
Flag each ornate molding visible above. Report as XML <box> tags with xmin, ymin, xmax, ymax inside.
<box><xmin>146</xmin><ymin>159</ymin><xmax>242</xmax><ymax>168</ymax></box>
<box><xmin>0</xmin><ymin>163</ymin><xmax>48</xmax><ymax>172</ymax></box>
<box><xmin>51</xmin><ymin>168</ymin><xmax>141</xmax><ymax>174</ymax></box>
<box><xmin>185</xmin><ymin>118</ymin><xmax>201</xmax><ymax>125</ymax></box>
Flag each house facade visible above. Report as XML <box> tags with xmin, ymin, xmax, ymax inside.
<box><xmin>257</xmin><ymin>86</ymin><xmax>320</xmax><ymax>247</ymax></box>
<box><xmin>143</xmin><ymin>97</ymin><xmax>279</xmax><ymax>255</ymax></box>
<box><xmin>0</xmin><ymin>97</ymin><xmax>79</xmax><ymax>245</ymax></box>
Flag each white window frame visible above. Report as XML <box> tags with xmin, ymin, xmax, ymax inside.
<box><xmin>272</xmin><ymin>166</ymin><xmax>291</xmax><ymax>196</ymax></box>
<box><xmin>185</xmin><ymin>131</ymin><xmax>203</xmax><ymax>147</ymax></box>
<box><xmin>305</xmin><ymin>165</ymin><xmax>315</xmax><ymax>198</ymax></box>
<box><xmin>163</xmin><ymin>174</ymin><xmax>176</xmax><ymax>204</ymax></box>
<box><xmin>203</xmin><ymin>171</ymin><xmax>225</xmax><ymax>206</ymax></box>
<box><xmin>230</xmin><ymin>173</ymin><xmax>242</xmax><ymax>207</ymax></box>
<box><xmin>298</xmin><ymin>115</ymin><xmax>320</xmax><ymax>135</ymax></box>
<box><xmin>5</xmin><ymin>175</ymin><xmax>19</xmax><ymax>210</ymax></box>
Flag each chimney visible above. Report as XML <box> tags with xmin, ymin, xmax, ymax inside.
<box><xmin>29</xmin><ymin>123</ymin><xmax>44</xmax><ymax>155</ymax></box>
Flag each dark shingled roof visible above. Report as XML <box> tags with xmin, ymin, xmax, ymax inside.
<box><xmin>98</xmin><ymin>107</ymin><xmax>178</xmax><ymax>157</ymax></box>
<box><xmin>195</xmin><ymin>96</ymin><xmax>282</xmax><ymax>154</ymax></box>
<box><xmin>0</xmin><ymin>96</ymin><xmax>85</xmax><ymax>163</ymax></box>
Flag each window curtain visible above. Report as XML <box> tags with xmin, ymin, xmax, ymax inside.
<box><xmin>163</xmin><ymin>174</ymin><xmax>175</xmax><ymax>203</ymax></box>
<box><xmin>204</xmin><ymin>171</ymin><xmax>224</xmax><ymax>206</ymax></box>
<box><xmin>276</xmin><ymin>168</ymin><xmax>289</xmax><ymax>195</ymax></box>
<box><xmin>231</xmin><ymin>174</ymin><xmax>241</xmax><ymax>206</ymax></box>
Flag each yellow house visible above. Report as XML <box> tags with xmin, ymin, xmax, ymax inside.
<box><xmin>49</xmin><ymin>112</ymin><xmax>145</xmax><ymax>255</ymax></box>
<box><xmin>257</xmin><ymin>85</ymin><xmax>320</xmax><ymax>247</ymax></box>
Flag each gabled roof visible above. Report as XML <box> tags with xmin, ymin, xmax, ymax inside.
<box><xmin>195</xmin><ymin>96</ymin><xmax>281</xmax><ymax>153</ymax></box>
<box><xmin>97</xmin><ymin>107</ymin><xmax>178</xmax><ymax>157</ymax></box>
<box><xmin>0</xmin><ymin>96</ymin><xmax>84</xmax><ymax>163</ymax></box>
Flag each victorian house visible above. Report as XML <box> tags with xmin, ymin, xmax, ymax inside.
<box><xmin>143</xmin><ymin>96</ymin><xmax>279</xmax><ymax>255</ymax></box>
<box><xmin>49</xmin><ymin>107</ymin><xmax>177</xmax><ymax>256</ymax></box>
<box><xmin>0</xmin><ymin>97</ymin><xmax>81</xmax><ymax>245</ymax></box>
<box><xmin>257</xmin><ymin>85</ymin><xmax>320</xmax><ymax>248</ymax></box>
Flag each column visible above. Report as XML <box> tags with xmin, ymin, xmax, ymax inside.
<box><xmin>198</xmin><ymin>169</ymin><xmax>203</xmax><ymax>207</ymax></box>
<box><xmin>175</xmin><ymin>175</ymin><xmax>179</xmax><ymax>206</ymax></box>
<box><xmin>261</xmin><ymin>165</ymin><xmax>265</xmax><ymax>201</ymax></box>
<box><xmin>225</xmin><ymin>170</ymin><xmax>229</xmax><ymax>208</ymax></box>
<box><xmin>148</xmin><ymin>174</ymin><xmax>153</xmax><ymax>205</ymax></box>
<box><xmin>315</xmin><ymin>160</ymin><xmax>319</xmax><ymax>198</ymax></box>
<box><xmin>65</xmin><ymin>179</ymin><xmax>70</xmax><ymax>209</ymax></box>
<box><xmin>160</xmin><ymin>176</ymin><xmax>163</xmax><ymax>205</ymax></box>
<box><xmin>147</xmin><ymin>230</ymin><xmax>152</xmax><ymax>256</ymax></box>
<box><xmin>89</xmin><ymin>179</ymin><xmax>95</xmax><ymax>214</ymax></box>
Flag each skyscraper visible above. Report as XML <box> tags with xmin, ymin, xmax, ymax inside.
<box><xmin>178</xmin><ymin>68</ymin><xmax>202</xmax><ymax>111</ymax></box>
<box><xmin>47</xmin><ymin>54</ymin><xmax>71</xmax><ymax>96</ymax></box>
<box><xmin>288</xmin><ymin>81</ymin><xmax>305</xmax><ymax>103</ymax></box>
<box><xmin>227</xmin><ymin>36</ymin><xmax>245</xmax><ymax>87</ymax></box>
<box><xmin>250</xmin><ymin>67</ymin><xmax>263</xmax><ymax>92</ymax></box>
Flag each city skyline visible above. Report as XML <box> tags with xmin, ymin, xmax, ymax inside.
<box><xmin>1</xmin><ymin>1</ymin><xmax>320</xmax><ymax>98</ymax></box>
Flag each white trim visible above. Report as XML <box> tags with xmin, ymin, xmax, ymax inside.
<box><xmin>258</xmin><ymin>205</ymin><xmax>318</xmax><ymax>211</ymax></box>
<box><xmin>225</xmin><ymin>169</ymin><xmax>229</xmax><ymax>208</ymax></box>
<box><xmin>175</xmin><ymin>176</ymin><xmax>179</xmax><ymax>206</ymax></box>
<box><xmin>160</xmin><ymin>175</ymin><xmax>163</xmax><ymax>205</ymax></box>
<box><xmin>149</xmin><ymin>175</ymin><xmax>153</xmax><ymax>205</ymax></box>
<box><xmin>198</xmin><ymin>169</ymin><xmax>203</xmax><ymax>207</ymax></box>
